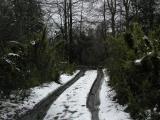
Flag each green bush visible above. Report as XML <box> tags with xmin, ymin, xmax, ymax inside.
<box><xmin>0</xmin><ymin>28</ymin><xmax>62</xmax><ymax>96</ymax></box>
<box><xmin>106</xmin><ymin>24</ymin><xmax>160</xmax><ymax>120</ymax></box>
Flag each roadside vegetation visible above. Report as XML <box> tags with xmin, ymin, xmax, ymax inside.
<box><xmin>106</xmin><ymin>25</ymin><xmax>160</xmax><ymax>119</ymax></box>
<box><xmin>105</xmin><ymin>0</ymin><xmax>160</xmax><ymax>118</ymax></box>
<box><xmin>1</xmin><ymin>0</ymin><xmax>160</xmax><ymax>120</ymax></box>
<box><xmin>0</xmin><ymin>0</ymin><xmax>74</xmax><ymax>99</ymax></box>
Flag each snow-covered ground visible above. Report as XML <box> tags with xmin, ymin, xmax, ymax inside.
<box><xmin>99</xmin><ymin>71</ymin><xmax>131</xmax><ymax>120</ymax></box>
<box><xmin>0</xmin><ymin>69</ymin><xmax>133</xmax><ymax>120</ymax></box>
<box><xmin>43</xmin><ymin>70</ymin><xmax>97</xmax><ymax>120</ymax></box>
<box><xmin>0</xmin><ymin>70</ymin><xmax>79</xmax><ymax>120</ymax></box>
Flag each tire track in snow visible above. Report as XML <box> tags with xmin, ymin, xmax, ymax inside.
<box><xmin>18</xmin><ymin>70</ymin><xmax>85</xmax><ymax>120</ymax></box>
<box><xmin>87</xmin><ymin>69</ymin><xmax>104</xmax><ymax>120</ymax></box>
<box><xmin>43</xmin><ymin>70</ymin><xmax>97</xmax><ymax>120</ymax></box>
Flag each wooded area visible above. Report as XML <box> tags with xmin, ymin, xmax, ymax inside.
<box><xmin>1</xmin><ymin>0</ymin><xmax>160</xmax><ymax>120</ymax></box>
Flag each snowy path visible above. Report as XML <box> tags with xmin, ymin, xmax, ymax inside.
<box><xmin>0</xmin><ymin>71</ymin><xmax>79</xmax><ymax>120</ymax></box>
<box><xmin>43</xmin><ymin>70</ymin><xmax>97</xmax><ymax>120</ymax></box>
<box><xmin>99</xmin><ymin>71</ymin><xmax>131</xmax><ymax>120</ymax></box>
<box><xmin>0</xmin><ymin>69</ymin><xmax>132</xmax><ymax>120</ymax></box>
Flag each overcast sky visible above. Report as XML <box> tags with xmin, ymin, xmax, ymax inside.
<box><xmin>41</xmin><ymin>0</ymin><xmax>122</xmax><ymax>36</ymax></box>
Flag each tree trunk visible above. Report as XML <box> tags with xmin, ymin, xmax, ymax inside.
<box><xmin>125</xmin><ymin>7</ymin><xmax>129</xmax><ymax>30</ymax></box>
<box><xmin>80</xmin><ymin>0</ymin><xmax>84</xmax><ymax>38</ymax></box>
<box><xmin>69</xmin><ymin>0</ymin><xmax>73</xmax><ymax>63</ymax></box>
<box><xmin>123</xmin><ymin>0</ymin><xmax>130</xmax><ymax>30</ymax></box>
<box><xmin>103</xmin><ymin>0</ymin><xmax>107</xmax><ymax>40</ymax></box>
<box><xmin>111</xmin><ymin>14</ymin><xmax>115</xmax><ymax>36</ymax></box>
<box><xmin>64</xmin><ymin>0</ymin><xmax>68</xmax><ymax>41</ymax></box>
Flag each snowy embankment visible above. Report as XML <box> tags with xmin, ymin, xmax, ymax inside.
<box><xmin>99</xmin><ymin>71</ymin><xmax>131</xmax><ymax>120</ymax></box>
<box><xmin>43</xmin><ymin>70</ymin><xmax>97</xmax><ymax>120</ymax></box>
<box><xmin>0</xmin><ymin>71</ymin><xmax>79</xmax><ymax>120</ymax></box>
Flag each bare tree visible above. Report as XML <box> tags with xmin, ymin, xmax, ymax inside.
<box><xmin>107</xmin><ymin>0</ymin><xmax>117</xmax><ymax>36</ymax></box>
<box><xmin>80</xmin><ymin>0</ymin><xmax>84</xmax><ymax>37</ymax></box>
<box><xmin>122</xmin><ymin>0</ymin><xmax>131</xmax><ymax>30</ymax></box>
<box><xmin>103</xmin><ymin>0</ymin><xmax>107</xmax><ymax>39</ymax></box>
<box><xmin>69</xmin><ymin>0</ymin><xmax>73</xmax><ymax>63</ymax></box>
<box><xmin>64</xmin><ymin>0</ymin><xmax>68</xmax><ymax>42</ymax></box>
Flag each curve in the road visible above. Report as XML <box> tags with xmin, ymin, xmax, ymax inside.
<box><xmin>86</xmin><ymin>69</ymin><xmax>104</xmax><ymax>120</ymax></box>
